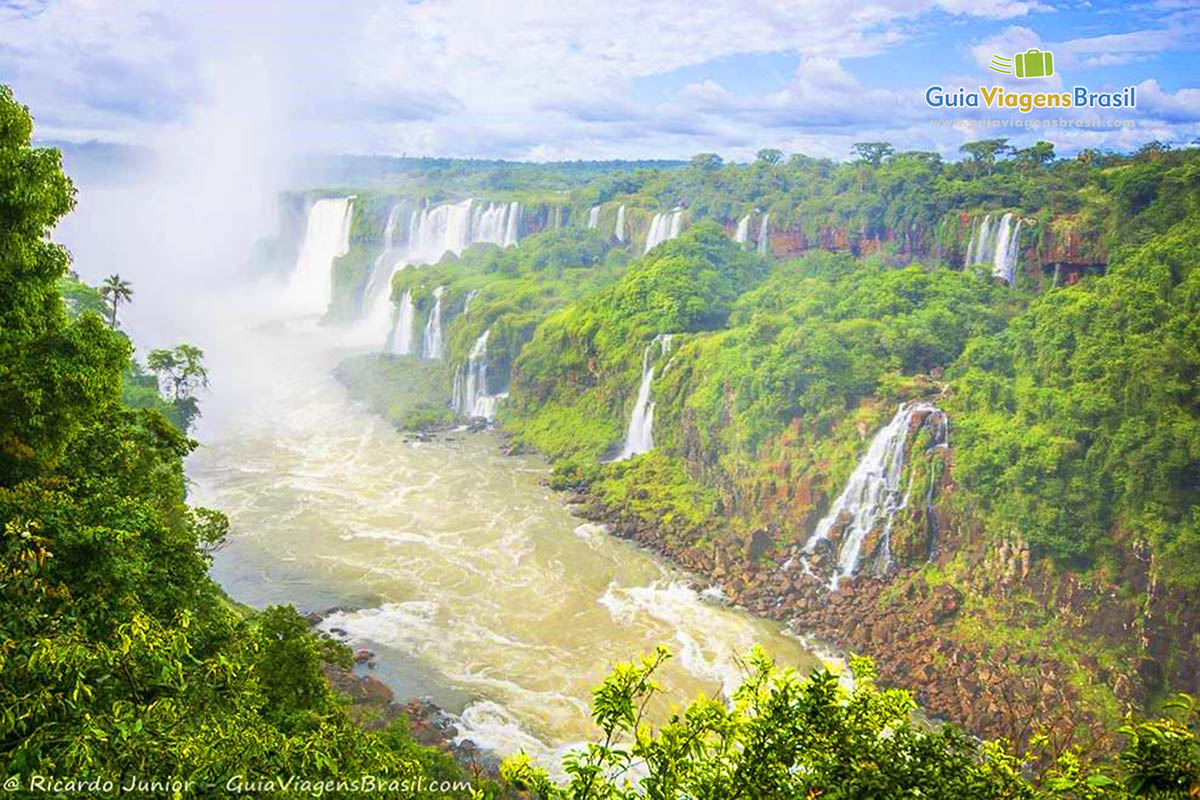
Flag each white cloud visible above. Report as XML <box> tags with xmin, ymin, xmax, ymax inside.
<box><xmin>0</xmin><ymin>0</ymin><xmax>1194</xmax><ymax>162</ymax></box>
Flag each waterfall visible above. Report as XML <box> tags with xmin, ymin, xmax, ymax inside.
<box><xmin>991</xmin><ymin>214</ymin><xmax>1022</xmax><ymax>284</ymax></box>
<box><xmin>803</xmin><ymin>402</ymin><xmax>948</xmax><ymax>588</ymax></box>
<box><xmin>970</xmin><ymin>214</ymin><xmax>992</xmax><ymax>265</ymax></box>
<box><xmin>756</xmin><ymin>214</ymin><xmax>770</xmax><ymax>256</ymax></box>
<box><xmin>463</xmin><ymin>289</ymin><xmax>478</xmax><ymax>316</ymax></box>
<box><xmin>406</xmin><ymin>199</ymin><xmax>521</xmax><ymax>263</ymax></box>
<box><xmin>455</xmin><ymin>329</ymin><xmax>503</xmax><ymax>420</ymax></box>
<box><xmin>643</xmin><ymin>208</ymin><xmax>684</xmax><ymax>254</ymax></box>
<box><xmin>964</xmin><ymin>212</ymin><xmax>1021</xmax><ymax>284</ymax></box>
<box><xmin>615</xmin><ymin>205</ymin><xmax>626</xmax><ymax>242</ymax></box>
<box><xmin>504</xmin><ymin>201</ymin><xmax>521</xmax><ymax>246</ymax></box>
<box><xmin>387</xmin><ymin>289</ymin><xmax>415</xmax><ymax>355</ymax></box>
<box><xmin>734</xmin><ymin>214</ymin><xmax>751</xmax><ymax>245</ymax></box>
<box><xmin>587</xmin><ymin>205</ymin><xmax>601</xmax><ymax>229</ymax></box>
<box><xmin>617</xmin><ymin>335</ymin><xmax>673</xmax><ymax>460</ymax></box>
<box><xmin>361</xmin><ymin>203</ymin><xmax>403</xmax><ymax>316</ymax></box>
<box><xmin>284</xmin><ymin>196</ymin><xmax>354</xmax><ymax>314</ymax></box>
<box><xmin>421</xmin><ymin>287</ymin><xmax>445</xmax><ymax>360</ymax></box>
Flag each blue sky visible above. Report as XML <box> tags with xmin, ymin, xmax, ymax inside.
<box><xmin>2</xmin><ymin>0</ymin><xmax>1197</xmax><ymax>163</ymax></box>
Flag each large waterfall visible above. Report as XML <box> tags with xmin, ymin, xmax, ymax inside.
<box><xmin>734</xmin><ymin>215</ymin><xmax>751</xmax><ymax>245</ymax></box>
<box><xmin>386</xmin><ymin>289</ymin><xmax>415</xmax><ymax>355</ymax></box>
<box><xmin>965</xmin><ymin>212</ymin><xmax>1022</xmax><ymax>284</ymax></box>
<box><xmin>452</xmin><ymin>329</ymin><xmax>503</xmax><ymax>420</ymax></box>
<box><xmin>615</xmin><ymin>205</ymin><xmax>626</xmax><ymax>242</ymax></box>
<box><xmin>285</xmin><ymin>197</ymin><xmax>354</xmax><ymax>314</ymax></box>
<box><xmin>618</xmin><ymin>335</ymin><xmax>673</xmax><ymax>460</ymax></box>
<box><xmin>803</xmin><ymin>402</ymin><xmax>948</xmax><ymax>588</ymax></box>
<box><xmin>421</xmin><ymin>286</ymin><xmax>445</xmax><ymax>360</ymax></box>
<box><xmin>587</xmin><ymin>205</ymin><xmax>600</xmax><ymax>229</ymax></box>
<box><xmin>407</xmin><ymin>199</ymin><xmax>521</xmax><ymax>263</ymax></box>
<box><xmin>756</xmin><ymin>214</ymin><xmax>771</xmax><ymax>256</ymax></box>
<box><xmin>643</xmin><ymin>209</ymin><xmax>684</xmax><ymax>254</ymax></box>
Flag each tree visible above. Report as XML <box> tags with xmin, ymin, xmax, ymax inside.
<box><xmin>689</xmin><ymin>153</ymin><xmax>723</xmax><ymax>173</ymax></box>
<box><xmin>1015</xmin><ymin>141</ymin><xmax>1055</xmax><ymax>173</ymax></box>
<box><xmin>146</xmin><ymin>343</ymin><xmax>209</xmax><ymax>430</ymax></box>
<box><xmin>503</xmin><ymin>647</ymin><xmax>1200</xmax><ymax>798</ymax></box>
<box><xmin>959</xmin><ymin>138</ymin><xmax>1015</xmax><ymax>175</ymax></box>
<box><xmin>755</xmin><ymin>148</ymin><xmax>783</xmax><ymax>165</ymax></box>
<box><xmin>99</xmin><ymin>273</ymin><xmax>133</xmax><ymax>328</ymax></box>
<box><xmin>851</xmin><ymin>141</ymin><xmax>895</xmax><ymax>167</ymax></box>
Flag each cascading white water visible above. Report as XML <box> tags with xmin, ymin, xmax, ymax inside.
<box><xmin>462</xmin><ymin>289</ymin><xmax>478</xmax><ymax>316</ymax></box>
<box><xmin>285</xmin><ymin>197</ymin><xmax>354</xmax><ymax>314</ymax></box>
<box><xmin>964</xmin><ymin>212</ymin><xmax>1021</xmax><ymax>284</ymax></box>
<box><xmin>405</xmin><ymin>199</ymin><xmax>522</xmax><ymax>265</ymax></box>
<box><xmin>421</xmin><ymin>286</ymin><xmax>445</xmax><ymax>360</ymax></box>
<box><xmin>364</xmin><ymin>199</ymin><xmax>519</xmax><ymax>346</ymax></box>
<box><xmin>618</xmin><ymin>335</ymin><xmax>673</xmax><ymax>460</ymax></box>
<box><xmin>615</xmin><ymin>205</ymin><xmax>626</xmax><ymax>242</ymax></box>
<box><xmin>756</xmin><ymin>214</ymin><xmax>771</xmax><ymax>256</ymax></box>
<box><xmin>992</xmin><ymin>214</ymin><xmax>1022</xmax><ymax>284</ymax></box>
<box><xmin>803</xmin><ymin>402</ymin><xmax>948</xmax><ymax>588</ymax></box>
<box><xmin>454</xmin><ymin>329</ymin><xmax>503</xmax><ymax>420</ymax></box>
<box><xmin>734</xmin><ymin>214</ymin><xmax>751</xmax><ymax>245</ymax></box>
<box><xmin>643</xmin><ymin>209</ymin><xmax>684</xmax><ymax>254</ymax></box>
<box><xmin>387</xmin><ymin>289</ymin><xmax>415</xmax><ymax>355</ymax></box>
<box><xmin>965</xmin><ymin>219</ymin><xmax>979</xmax><ymax>267</ymax></box>
<box><xmin>470</xmin><ymin>200</ymin><xmax>522</xmax><ymax>249</ymax></box>
<box><xmin>587</xmin><ymin>205</ymin><xmax>600</xmax><ymax>229</ymax></box>
<box><xmin>361</xmin><ymin>204</ymin><xmax>403</xmax><ymax>315</ymax></box>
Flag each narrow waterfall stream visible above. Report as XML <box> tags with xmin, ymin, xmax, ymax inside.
<box><xmin>757</xmin><ymin>213</ymin><xmax>771</xmax><ymax>256</ymax></box>
<box><xmin>618</xmin><ymin>335</ymin><xmax>672</xmax><ymax>460</ymax></box>
<box><xmin>386</xmin><ymin>289</ymin><xmax>415</xmax><ymax>355</ymax></box>
<box><xmin>734</xmin><ymin>214</ymin><xmax>751</xmax><ymax>245</ymax></box>
<box><xmin>421</xmin><ymin>286</ymin><xmax>445</xmax><ymax>359</ymax></box>
<box><xmin>802</xmin><ymin>402</ymin><xmax>948</xmax><ymax>588</ymax></box>
<box><xmin>453</xmin><ymin>328</ymin><xmax>502</xmax><ymax>419</ymax></box>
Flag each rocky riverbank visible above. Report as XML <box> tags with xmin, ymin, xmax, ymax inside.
<box><xmin>566</xmin><ymin>491</ymin><xmax>1119</xmax><ymax>756</ymax></box>
<box><xmin>307</xmin><ymin>610</ymin><xmax>504</xmax><ymax>778</ymax></box>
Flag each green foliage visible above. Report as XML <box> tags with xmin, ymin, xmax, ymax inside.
<box><xmin>0</xmin><ymin>84</ymin><xmax>483</xmax><ymax>796</ymax></box>
<box><xmin>949</xmin><ymin>220</ymin><xmax>1200</xmax><ymax>579</ymax></box>
<box><xmin>99</xmin><ymin>273</ymin><xmax>133</xmax><ymax>329</ymax></box>
<box><xmin>143</xmin><ymin>343</ymin><xmax>209</xmax><ymax>432</ymax></box>
<box><xmin>502</xmin><ymin>648</ymin><xmax>1200</xmax><ymax>799</ymax></box>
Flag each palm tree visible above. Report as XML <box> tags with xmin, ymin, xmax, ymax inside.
<box><xmin>99</xmin><ymin>274</ymin><xmax>133</xmax><ymax>329</ymax></box>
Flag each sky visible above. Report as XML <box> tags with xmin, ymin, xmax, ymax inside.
<box><xmin>2</xmin><ymin>0</ymin><xmax>1199</xmax><ymax>164</ymax></box>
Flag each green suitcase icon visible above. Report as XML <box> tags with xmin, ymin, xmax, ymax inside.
<box><xmin>1014</xmin><ymin>48</ymin><xmax>1053</xmax><ymax>79</ymax></box>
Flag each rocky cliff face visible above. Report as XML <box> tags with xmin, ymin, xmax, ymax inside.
<box><xmin>742</xmin><ymin>212</ymin><xmax>1108</xmax><ymax>286</ymax></box>
<box><xmin>566</xmin><ymin>382</ymin><xmax>1196</xmax><ymax>756</ymax></box>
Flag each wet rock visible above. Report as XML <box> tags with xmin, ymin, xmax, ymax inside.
<box><xmin>353</xmin><ymin>648</ymin><xmax>375</xmax><ymax>664</ymax></box>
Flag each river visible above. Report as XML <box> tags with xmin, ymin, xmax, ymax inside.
<box><xmin>54</xmin><ymin>184</ymin><xmax>820</xmax><ymax>766</ymax></box>
<box><xmin>187</xmin><ymin>315</ymin><xmax>819</xmax><ymax>763</ymax></box>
